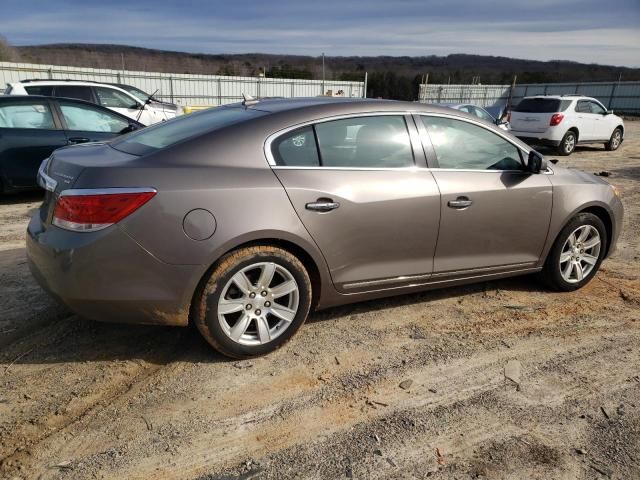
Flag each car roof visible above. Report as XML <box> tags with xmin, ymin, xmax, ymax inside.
<box><xmin>243</xmin><ymin>97</ymin><xmax>461</xmax><ymax>115</ymax></box>
<box><xmin>523</xmin><ymin>95</ymin><xmax>593</xmax><ymax>100</ymax></box>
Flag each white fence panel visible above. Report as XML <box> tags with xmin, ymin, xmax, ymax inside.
<box><xmin>0</xmin><ymin>61</ymin><xmax>364</xmax><ymax>106</ymax></box>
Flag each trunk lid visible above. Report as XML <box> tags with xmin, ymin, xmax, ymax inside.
<box><xmin>38</xmin><ymin>142</ymin><xmax>140</xmax><ymax>225</ymax></box>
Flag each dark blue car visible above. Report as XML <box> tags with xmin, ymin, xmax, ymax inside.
<box><xmin>0</xmin><ymin>95</ymin><xmax>143</xmax><ymax>194</ymax></box>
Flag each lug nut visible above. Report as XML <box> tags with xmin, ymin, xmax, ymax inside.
<box><xmin>246</xmin><ymin>304</ymin><xmax>252</xmax><ymax>310</ymax></box>
<box><xmin>255</xmin><ymin>309</ymin><xmax>261</xmax><ymax>315</ymax></box>
<box><xmin>264</xmin><ymin>301</ymin><xmax>271</xmax><ymax>307</ymax></box>
<box><xmin>261</xmin><ymin>291</ymin><xmax>268</xmax><ymax>296</ymax></box>
<box><xmin>249</xmin><ymin>292</ymin><xmax>256</xmax><ymax>299</ymax></box>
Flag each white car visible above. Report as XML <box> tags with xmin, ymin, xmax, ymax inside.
<box><xmin>5</xmin><ymin>80</ymin><xmax>183</xmax><ymax>125</ymax></box>
<box><xmin>509</xmin><ymin>95</ymin><xmax>624</xmax><ymax>156</ymax></box>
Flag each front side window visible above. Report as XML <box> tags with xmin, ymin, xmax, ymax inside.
<box><xmin>0</xmin><ymin>102</ymin><xmax>56</xmax><ymax>129</ymax></box>
<box><xmin>315</xmin><ymin>115</ymin><xmax>413</xmax><ymax>168</ymax></box>
<box><xmin>421</xmin><ymin>116</ymin><xmax>523</xmax><ymax>171</ymax></box>
<box><xmin>54</xmin><ymin>85</ymin><xmax>93</xmax><ymax>103</ymax></box>
<box><xmin>473</xmin><ymin>107</ymin><xmax>494</xmax><ymax>122</ymax></box>
<box><xmin>589</xmin><ymin>101</ymin><xmax>606</xmax><ymax>114</ymax></box>
<box><xmin>95</xmin><ymin>87</ymin><xmax>137</xmax><ymax>109</ymax></box>
<box><xmin>59</xmin><ymin>101</ymin><xmax>129</xmax><ymax>133</ymax></box>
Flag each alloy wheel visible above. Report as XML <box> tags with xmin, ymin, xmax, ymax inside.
<box><xmin>559</xmin><ymin>225</ymin><xmax>601</xmax><ymax>283</ymax></box>
<box><xmin>217</xmin><ymin>262</ymin><xmax>299</xmax><ymax>346</ymax></box>
<box><xmin>564</xmin><ymin>134</ymin><xmax>575</xmax><ymax>154</ymax></box>
<box><xmin>611</xmin><ymin>131</ymin><xmax>621</xmax><ymax>149</ymax></box>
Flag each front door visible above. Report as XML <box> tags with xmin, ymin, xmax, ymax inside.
<box><xmin>270</xmin><ymin>114</ymin><xmax>441</xmax><ymax>292</ymax></box>
<box><xmin>417</xmin><ymin>114</ymin><xmax>553</xmax><ymax>274</ymax></box>
<box><xmin>56</xmin><ymin>99</ymin><xmax>132</xmax><ymax>144</ymax></box>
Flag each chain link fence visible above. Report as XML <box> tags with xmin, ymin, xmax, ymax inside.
<box><xmin>0</xmin><ymin>61</ymin><xmax>365</xmax><ymax>106</ymax></box>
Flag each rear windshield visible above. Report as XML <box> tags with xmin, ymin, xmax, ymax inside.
<box><xmin>514</xmin><ymin>98</ymin><xmax>571</xmax><ymax>113</ymax></box>
<box><xmin>110</xmin><ymin>106</ymin><xmax>266</xmax><ymax>156</ymax></box>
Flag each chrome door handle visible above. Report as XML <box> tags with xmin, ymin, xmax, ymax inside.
<box><xmin>305</xmin><ymin>200</ymin><xmax>340</xmax><ymax>212</ymax></box>
<box><xmin>447</xmin><ymin>197</ymin><xmax>473</xmax><ymax>209</ymax></box>
<box><xmin>68</xmin><ymin>137</ymin><xmax>90</xmax><ymax>144</ymax></box>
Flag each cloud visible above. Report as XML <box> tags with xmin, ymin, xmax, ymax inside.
<box><xmin>1</xmin><ymin>0</ymin><xmax>639</xmax><ymax>66</ymax></box>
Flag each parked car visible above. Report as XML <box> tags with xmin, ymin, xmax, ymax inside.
<box><xmin>27</xmin><ymin>98</ymin><xmax>623</xmax><ymax>358</ymax></box>
<box><xmin>5</xmin><ymin>80</ymin><xmax>182</xmax><ymax>125</ymax></box>
<box><xmin>509</xmin><ymin>95</ymin><xmax>624</xmax><ymax>156</ymax></box>
<box><xmin>436</xmin><ymin>103</ymin><xmax>509</xmax><ymax>130</ymax></box>
<box><xmin>0</xmin><ymin>95</ymin><xmax>142</xmax><ymax>194</ymax></box>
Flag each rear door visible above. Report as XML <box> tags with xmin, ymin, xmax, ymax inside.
<box><xmin>0</xmin><ymin>98</ymin><xmax>67</xmax><ymax>189</ymax></box>
<box><xmin>269</xmin><ymin>113</ymin><xmax>441</xmax><ymax>292</ymax></box>
<box><xmin>55</xmin><ymin>99</ymin><xmax>132</xmax><ymax>144</ymax></box>
<box><xmin>417</xmin><ymin>114</ymin><xmax>552</xmax><ymax>273</ymax></box>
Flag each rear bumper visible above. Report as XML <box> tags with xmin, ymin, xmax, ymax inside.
<box><xmin>513</xmin><ymin>136</ymin><xmax>561</xmax><ymax>147</ymax></box>
<box><xmin>26</xmin><ymin>213</ymin><xmax>200</xmax><ymax>326</ymax></box>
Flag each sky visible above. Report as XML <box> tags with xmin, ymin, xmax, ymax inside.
<box><xmin>1</xmin><ymin>0</ymin><xmax>639</xmax><ymax>67</ymax></box>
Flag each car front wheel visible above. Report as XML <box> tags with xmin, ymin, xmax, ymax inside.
<box><xmin>605</xmin><ymin>128</ymin><xmax>622</xmax><ymax>151</ymax></box>
<box><xmin>557</xmin><ymin>131</ymin><xmax>576</xmax><ymax>156</ymax></box>
<box><xmin>195</xmin><ymin>245</ymin><xmax>312</xmax><ymax>358</ymax></box>
<box><xmin>541</xmin><ymin>213</ymin><xmax>607</xmax><ymax>291</ymax></box>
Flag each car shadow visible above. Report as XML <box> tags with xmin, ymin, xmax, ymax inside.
<box><xmin>308</xmin><ymin>274</ymin><xmax>547</xmax><ymax>323</ymax></box>
<box><xmin>5</xmin><ymin>274</ymin><xmax>549</xmax><ymax>367</ymax></box>
<box><xmin>0</xmin><ymin>190</ymin><xmax>43</xmax><ymax>205</ymax></box>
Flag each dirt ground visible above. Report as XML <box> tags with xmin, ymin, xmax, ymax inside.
<box><xmin>1</xmin><ymin>123</ymin><xmax>639</xmax><ymax>480</ymax></box>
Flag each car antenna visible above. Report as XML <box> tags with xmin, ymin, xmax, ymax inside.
<box><xmin>136</xmin><ymin>89</ymin><xmax>159</xmax><ymax>123</ymax></box>
<box><xmin>242</xmin><ymin>93</ymin><xmax>259</xmax><ymax>106</ymax></box>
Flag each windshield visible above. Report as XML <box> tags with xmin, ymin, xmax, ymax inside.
<box><xmin>110</xmin><ymin>106</ymin><xmax>266</xmax><ymax>156</ymax></box>
<box><xmin>117</xmin><ymin>85</ymin><xmax>153</xmax><ymax>102</ymax></box>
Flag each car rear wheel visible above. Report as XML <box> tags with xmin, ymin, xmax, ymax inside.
<box><xmin>605</xmin><ymin>128</ymin><xmax>622</xmax><ymax>151</ymax></box>
<box><xmin>557</xmin><ymin>131</ymin><xmax>576</xmax><ymax>156</ymax></box>
<box><xmin>541</xmin><ymin>213</ymin><xmax>607</xmax><ymax>291</ymax></box>
<box><xmin>195</xmin><ymin>245</ymin><xmax>312</xmax><ymax>358</ymax></box>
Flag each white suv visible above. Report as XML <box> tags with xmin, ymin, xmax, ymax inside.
<box><xmin>5</xmin><ymin>80</ymin><xmax>183</xmax><ymax>126</ymax></box>
<box><xmin>509</xmin><ymin>95</ymin><xmax>624</xmax><ymax>156</ymax></box>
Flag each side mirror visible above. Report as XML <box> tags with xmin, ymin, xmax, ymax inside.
<box><xmin>119</xmin><ymin>123</ymin><xmax>139</xmax><ymax>134</ymax></box>
<box><xmin>130</xmin><ymin>103</ymin><xmax>144</xmax><ymax>110</ymax></box>
<box><xmin>527</xmin><ymin>150</ymin><xmax>547</xmax><ymax>174</ymax></box>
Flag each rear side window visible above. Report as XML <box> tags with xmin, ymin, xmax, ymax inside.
<box><xmin>514</xmin><ymin>98</ymin><xmax>561</xmax><ymax>113</ymax></box>
<box><xmin>59</xmin><ymin>101</ymin><xmax>129</xmax><ymax>133</ymax></box>
<box><xmin>0</xmin><ymin>102</ymin><xmax>56</xmax><ymax>129</ymax></box>
<box><xmin>95</xmin><ymin>87</ymin><xmax>136</xmax><ymax>109</ymax></box>
<box><xmin>111</xmin><ymin>106</ymin><xmax>265</xmax><ymax>155</ymax></box>
<box><xmin>315</xmin><ymin>116</ymin><xmax>413</xmax><ymax>168</ymax></box>
<box><xmin>272</xmin><ymin>126</ymin><xmax>319</xmax><ymax>166</ymax></box>
<box><xmin>25</xmin><ymin>86</ymin><xmax>54</xmax><ymax>96</ymax></box>
<box><xmin>54</xmin><ymin>85</ymin><xmax>94</xmax><ymax>102</ymax></box>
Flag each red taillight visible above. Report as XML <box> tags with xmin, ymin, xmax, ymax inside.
<box><xmin>53</xmin><ymin>190</ymin><xmax>156</xmax><ymax>232</ymax></box>
<box><xmin>549</xmin><ymin>113</ymin><xmax>564</xmax><ymax>126</ymax></box>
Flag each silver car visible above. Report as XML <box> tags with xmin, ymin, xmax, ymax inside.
<box><xmin>27</xmin><ymin>98</ymin><xmax>624</xmax><ymax>358</ymax></box>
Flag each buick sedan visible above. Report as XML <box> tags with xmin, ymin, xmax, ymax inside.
<box><xmin>27</xmin><ymin>98</ymin><xmax>623</xmax><ymax>358</ymax></box>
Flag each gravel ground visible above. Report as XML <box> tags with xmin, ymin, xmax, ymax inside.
<box><xmin>1</xmin><ymin>122</ymin><xmax>639</xmax><ymax>480</ymax></box>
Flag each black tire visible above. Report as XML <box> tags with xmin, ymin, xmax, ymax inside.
<box><xmin>541</xmin><ymin>213</ymin><xmax>607</xmax><ymax>292</ymax></box>
<box><xmin>605</xmin><ymin>128</ymin><xmax>622</xmax><ymax>151</ymax></box>
<box><xmin>557</xmin><ymin>130</ymin><xmax>577</xmax><ymax>156</ymax></box>
<box><xmin>194</xmin><ymin>245</ymin><xmax>312</xmax><ymax>358</ymax></box>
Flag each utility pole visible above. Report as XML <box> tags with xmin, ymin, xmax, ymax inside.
<box><xmin>322</xmin><ymin>52</ymin><xmax>325</xmax><ymax>95</ymax></box>
<box><xmin>363</xmin><ymin>71</ymin><xmax>368</xmax><ymax>98</ymax></box>
<box><xmin>507</xmin><ymin>74</ymin><xmax>517</xmax><ymax>114</ymax></box>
